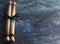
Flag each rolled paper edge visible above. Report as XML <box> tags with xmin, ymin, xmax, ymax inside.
<box><xmin>13</xmin><ymin>2</ymin><xmax>16</xmax><ymax>5</ymax></box>
<box><xmin>9</xmin><ymin>1</ymin><xmax>12</xmax><ymax>4</ymax></box>
<box><xmin>10</xmin><ymin>36</ymin><xmax>15</xmax><ymax>42</ymax></box>
<box><xmin>5</xmin><ymin>36</ymin><xmax>10</xmax><ymax>41</ymax></box>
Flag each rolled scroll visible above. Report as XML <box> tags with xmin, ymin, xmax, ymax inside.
<box><xmin>11</xmin><ymin>2</ymin><xmax>16</xmax><ymax>16</ymax></box>
<box><xmin>10</xmin><ymin>2</ymin><xmax>16</xmax><ymax>42</ymax></box>
<box><xmin>7</xmin><ymin>1</ymin><xmax>12</xmax><ymax>17</ymax></box>
<box><xmin>5</xmin><ymin>1</ymin><xmax>12</xmax><ymax>41</ymax></box>
<box><xmin>10</xmin><ymin>19</ymin><xmax>15</xmax><ymax>42</ymax></box>
<box><xmin>5</xmin><ymin>19</ymin><xmax>10</xmax><ymax>41</ymax></box>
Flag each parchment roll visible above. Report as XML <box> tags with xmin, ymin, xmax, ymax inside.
<box><xmin>5</xmin><ymin>19</ymin><xmax>10</xmax><ymax>41</ymax></box>
<box><xmin>10</xmin><ymin>19</ymin><xmax>15</xmax><ymax>42</ymax></box>
<box><xmin>7</xmin><ymin>1</ymin><xmax>12</xmax><ymax>17</ymax></box>
<box><xmin>11</xmin><ymin>2</ymin><xmax>16</xmax><ymax>17</ymax></box>
<box><xmin>10</xmin><ymin>2</ymin><xmax>16</xmax><ymax>42</ymax></box>
<box><xmin>10</xmin><ymin>19</ymin><xmax>15</xmax><ymax>35</ymax></box>
<box><xmin>5</xmin><ymin>1</ymin><xmax>12</xmax><ymax>41</ymax></box>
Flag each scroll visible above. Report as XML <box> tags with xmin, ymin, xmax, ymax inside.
<box><xmin>5</xmin><ymin>1</ymin><xmax>16</xmax><ymax>42</ymax></box>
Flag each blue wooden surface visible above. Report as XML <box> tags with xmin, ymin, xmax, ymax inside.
<box><xmin>0</xmin><ymin>0</ymin><xmax>60</xmax><ymax>44</ymax></box>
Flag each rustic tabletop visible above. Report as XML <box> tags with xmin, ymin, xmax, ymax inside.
<box><xmin>0</xmin><ymin>0</ymin><xmax>60</xmax><ymax>44</ymax></box>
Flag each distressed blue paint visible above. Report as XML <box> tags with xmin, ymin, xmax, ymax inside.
<box><xmin>0</xmin><ymin>0</ymin><xmax>60</xmax><ymax>44</ymax></box>
<box><xmin>15</xmin><ymin>20</ymin><xmax>33</xmax><ymax>33</ymax></box>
